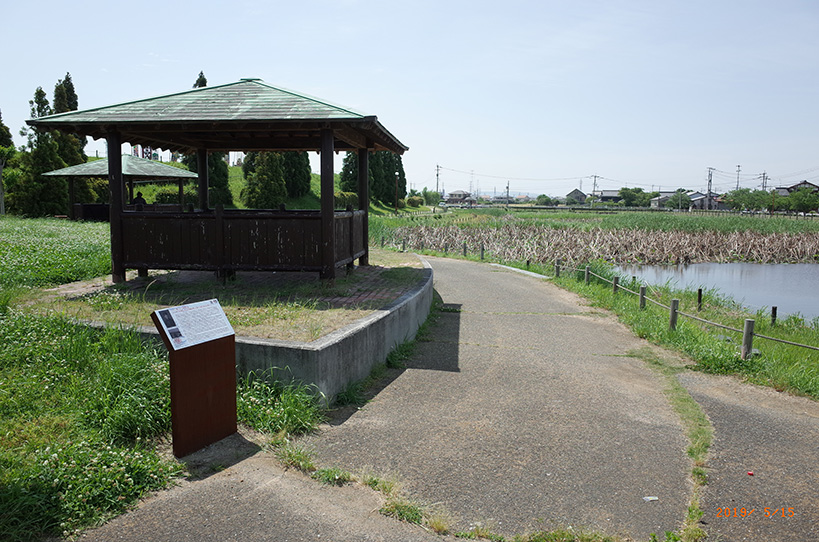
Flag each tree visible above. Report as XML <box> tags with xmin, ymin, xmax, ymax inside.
<box><xmin>194</xmin><ymin>71</ymin><xmax>208</xmax><ymax>88</ymax></box>
<box><xmin>665</xmin><ymin>189</ymin><xmax>691</xmax><ymax>210</ymax></box>
<box><xmin>8</xmin><ymin>87</ymin><xmax>68</xmax><ymax>216</ymax></box>
<box><xmin>0</xmin><ymin>109</ymin><xmax>13</xmax><ymax>147</ymax></box>
<box><xmin>339</xmin><ymin>151</ymin><xmax>358</xmax><ymax>193</ymax></box>
<box><xmin>52</xmin><ymin>73</ymin><xmax>86</xmax><ymax>165</ymax></box>
<box><xmin>241</xmin><ymin>152</ymin><xmax>287</xmax><ymax>208</ymax></box>
<box><xmin>338</xmin><ymin>150</ymin><xmax>406</xmax><ymax>206</ymax></box>
<box><xmin>724</xmin><ymin>188</ymin><xmax>753</xmax><ymax>211</ymax></box>
<box><xmin>0</xmin><ymin>110</ymin><xmax>14</xmax><ymax>214</ymax></box>
<box><xmin>536</xmin><ymin>194</ymin><xmax>553</xmax><ymax>206</ymax></box>
<box><xmin>421</xmin><ymin>187</ymin><xmax>441</xmax><ymax>206</ymax></box>
<box><xmin>619</xmin><ymin>187</ymin><xmax>654</xmax><ymax>207</ymax></box>
<box><xmin>788</xmin><ymin>187</ymin><xmax>819</xmax><ymax>214</ymax></box>
<box><xmin>281</xmin><ymin>151</ymin><xmax>311</xmax><ymax>198</ymax></box>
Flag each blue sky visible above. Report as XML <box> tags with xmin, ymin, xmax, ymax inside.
<box><xmin>3</xmin><ymin>0</ymin><xmax>818</xmax><ymax>197</ymax></box>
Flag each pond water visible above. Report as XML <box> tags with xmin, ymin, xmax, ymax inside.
<box><xmin>615</xmin><ymin>262</ymin><xmax>819</xmax><ymax>321</ymax></box>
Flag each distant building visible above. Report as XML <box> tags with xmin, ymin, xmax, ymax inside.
<box><xmin>566</xmin><ymin>189</ymin><xmax>586</xmax><ymax>204</ymax></box>
<box><xmin>776</xmin><ymin>181</ymin><xmax>819</xmax><ymax>194</ymax></box>
<box><xmin>688</xmin><ymin>191</ymin><xmax>725</xmax><ymax>210</ymax></box>
<box><xmin>649</xmin><ymin>191</ymin><xmax>680</xmax><ymax>208</ymax></box>
<box><xmin>589</xmin><ymin>190</ymin><xmax>621</xmax><ymax>203</ymax></box>
<box><xmin>445</xmin><ymin>190</ymin><xmax>471</xmax><ymax>205</ymax></box>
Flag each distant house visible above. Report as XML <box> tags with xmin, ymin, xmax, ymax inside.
<box><xmin>445</xmin><ymin>190</ymin><xmax>471</xmax><ymax>205</ymax></box>
<box><xmin>649</xmin><ymin>191</ymin><xmax>679</xmax><ymax>208</ymax></box>
<box><xmin>492</xmin><ymin>195</ymin><xmax>514</xmax><ymax>204</ymax></box>
<box><xmin>688</xmin><ymin>191</ymin><xmax>725</xmax><ymax>210</ymax></box>
<box><xmin>515</xmin><ymin>194</ymin><xmax>531</xmax><ymax>203</ymax></box>
<box><xmin>590</xmin><ymin>190</ymin><xmax>621</xmax><ymax>203</ymax></box>
<box><xmin>777</xmin><ymin>181</ymin><xmax>819</xmax><ymax>194</ymax></box>
<box><xmin>566</xmin><ymin>189</ymin><xmax>586</xmax><ymax>204</ymax></box>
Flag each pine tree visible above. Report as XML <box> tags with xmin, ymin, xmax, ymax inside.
<box><xmin>282</xmin><ymin>151</ymin><xmax>311</xmax><ymax>198</ymax></box>
<box><xmin>194</xmin><ymin>71</ymin><xmax>208</xmax><ymax>88</ymax></box>
<box><xmin>52</xmin><ymin>73</ymin><xmax>86</xmax><ymax>165</ymax></box>
<box><xmin>241</xmin><ymin>152</ymin><xmax>287</xmax><ymax>209</ymax></box>
<box><xmin>0</xmin><ymin>109</ymin><xmax>13</xmax><ymax>148</ymax></box>
<box><xmin>339</xmin><ymin>152</ymin><xmax>358</xmax><ymax>193</ymax></box>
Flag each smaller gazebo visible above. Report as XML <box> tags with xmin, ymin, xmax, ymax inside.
<box><xmin>28</xmin><ymin>79</ymin><xmax>408</xmax><ymax>281</ymax></box>
<box><xmin>44</xmin><ymin>154</ymin><xmax>198</xmax><ymax>220</ymax></box>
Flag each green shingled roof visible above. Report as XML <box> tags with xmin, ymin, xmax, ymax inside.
<box><xmin>43</xmin><ymin>155</ymin><xmax>198</xmax><ymax>180</ymax></box>
<box><xmin>28</xmin><ymin>79</ymin><xmax>407</xmax><ymax>154</ymax></box>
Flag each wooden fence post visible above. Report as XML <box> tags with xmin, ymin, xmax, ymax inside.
<box><xmin>585</xmin><ymin>265</ymin><xmax>590</xmax><ymax>284</ymax></box>
<box><xmin>697</xmin><ymin>288</ymin><xmax>703</xmax><ymax>312</ymax></box>
<box><xmin>639</xmin><ymin>286</ymin><xmax>646</xmax><ymax>310</ymax></box>
<box><xmin>480</xmin><ymin>243</ymin><xmax>485</xmax><ymax>260</ymax></box>
<box><xmin>555</xmin><ymin>259</ymin><xmax>561</xmax><ymax>277</ymax></box>
<box><xmin>612</xmin><ymin>276</ymin><xmax>619</xmax><ymax>293</ymax></box>
<box><xmin>669</xmin><ymin>299</ymin><xmax>680</xmax><ymax>330</ymax></box>
<box><xmin>402</xmin><ymin>239</ymin><xmax>406</xmax><ymax>252</ymax></box>
<box><xmin>444</xmin><ymin>243</ymin><xmax>448</xmax><ymax>254</ymax></box>
<box><xmin>463</xmin><ymin>241</ymin><xmax>467</xmax><ymax>257</ymax></box>
<box><xmin>381</xmin><ymin>236</ymin><xmax>385</xmax><ymax>248</ymax></box>
<box><xmin>771</xmin><ymin>306</ymin><xmax>777</xmax><ymax>326</ymax></box>
<box><xmin>741</xmin><ymin>319</ymin><xmax>756</xmax><ymax>360</ymax></box>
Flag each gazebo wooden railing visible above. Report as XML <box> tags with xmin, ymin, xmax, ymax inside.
<box><xmin>120</xmin><ymin>208</ymin><xmax>366</xmax><ymax>274</ymax></box>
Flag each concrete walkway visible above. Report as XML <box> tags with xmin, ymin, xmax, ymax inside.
<box><xmin>78</xmin><ymin>256</ymin><xmax>819</xmax><ymax>541</ymax></box>
<box><xmin>304</xmin><ymin>257</ymin><xmax>691</xmax><ymax>539</ymax></box>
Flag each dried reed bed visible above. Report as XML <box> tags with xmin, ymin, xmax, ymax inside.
<box><xmin>391</xmin><ymin>224</ymin><xmax>819</xmax><ymax>266</ymax></box>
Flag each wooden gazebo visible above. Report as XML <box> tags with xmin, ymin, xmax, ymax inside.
<box><xmin>28</xmin><ymin>79</ymin><xmax>408</xmax><ymax>281</ymax></box>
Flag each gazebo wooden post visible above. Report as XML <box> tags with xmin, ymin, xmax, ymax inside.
<box><xmin>197</xmin><ymin>149</ymin><xmax>209</xmax><ymax>211</ymax></box>
<box><xmin>320</xmin><ymin>128</ymin><xmax>336</xmax><ymax>280</ymax></box>
<box><xmin>178</xmin><ymin>179</ymin><xmax>185</xmax><ymax>209</ymax></box>
<box><xmin>358</xmin><ymin>147</ymin><xmax>370</xmax><ymax>266</ymax></box>
<box><xmin>106</xmin><ymin>132</ymin><xmax>126</xmax><ymax>283</ymax></box>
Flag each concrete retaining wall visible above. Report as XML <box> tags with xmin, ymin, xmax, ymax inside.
<box><xmin>129</xmin><ymin>263</ymin><xmax>433</xmax><ymax>402</ymax></box>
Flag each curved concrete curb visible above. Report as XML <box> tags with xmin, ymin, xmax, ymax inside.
<box><xmin>236</xmin><ymin>262</ymin><xmax>433</xmax><ymax>401</ymax></box>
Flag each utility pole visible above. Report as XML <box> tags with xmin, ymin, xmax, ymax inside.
<box><xmin>706</xmin><ymin>169</ymin><xmax>713</xmax><ymax>209</ymax></box>
<box><xmin>436</xmin><ymin>164</ymin><xmax>440</xmax><ymax>195</ymax></box>
<box><xmin>592</xmin><ymin>175</ymin><xmax>599</xmax><ymax>205</ymax></box>
<box><xmin>506</xmin><ymin>181</ymin><xmax>510</xmax><ymax>211</ymax></box>
<box><xmin>736</xmin><ymin>164</ymin><xmax>741</xmax><ymax>190</ymax></box>
<box><xmin>762</xmin><ymin>171</ymin><xmax>768</xmax><ymax>191</ymax></box>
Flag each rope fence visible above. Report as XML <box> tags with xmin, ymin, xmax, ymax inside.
<box><xmin>382</xmin><ymin>234</ymin><xmax>818</xmax><ymax>360</ymax></box>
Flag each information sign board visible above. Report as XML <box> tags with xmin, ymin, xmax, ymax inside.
<box><xmin>154</xmin><ymin>299</ymin><xmax>234</xmax><ymax>350</ymax></box>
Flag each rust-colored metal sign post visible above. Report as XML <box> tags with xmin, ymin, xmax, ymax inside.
<box><xmin>151</xmin><ymin>299</ymin><xmax>237</xmax><ymax>458</ymax></box>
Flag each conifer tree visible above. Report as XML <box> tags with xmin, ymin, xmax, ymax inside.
<box><xmin>241</xmin><ymin>152</ymin><xmax>286</xmax><ymax>208</ymax></box>
<box><xmin>0</xmin><ymin>110</ymin><xmax>15</xmax><ymax>215</ymax></box>
<box><xmin>282</xmin><ymin>151</ymin><xmax>311</xmax><ymax>198</ymax></box>
<box><xmin>0</xmin><ymin>109</ymin><xmax>13</xmax><ymax>148</ymax></box>
<box><xmin>52</xmin><ymin>73</ymin><xmax>86</xmax><ymax>166</ymax></box>
<box><xmin>9</xmin><ymin>87</ymin><xmax>68</xmax><ymax>216</ymax></box>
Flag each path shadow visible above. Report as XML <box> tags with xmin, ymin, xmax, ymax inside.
<box><xmin>324</xmin><ymin>290</ymin><xmax>461</xmax><ymax>426</ymax></box>
<box><xmin>178</xmin><ymin>432</ymin><xmax>263</xmax><ymax>481</ymax></box>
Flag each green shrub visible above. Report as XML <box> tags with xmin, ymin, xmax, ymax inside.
<box><xmin>407</xmin><ymin>196</ymin><xmax>424</xmax><ymax>208</ymax></box>
<box><xmin>152</xmin><ymin>185</ymin><xmax>197</xmax><ymax>205</ymax></box>
<box><xmin>334</xmin><ymin>191</ymin><xmax>358</xmax><ymax>210</ymax></box>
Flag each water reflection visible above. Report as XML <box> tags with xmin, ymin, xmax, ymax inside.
<box><xmin>616</xmin><ymin>263</ymin><xmax>819</xmax><ymax>320</ymax></box>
